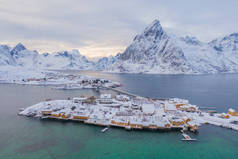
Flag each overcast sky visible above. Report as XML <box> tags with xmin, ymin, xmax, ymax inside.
<box><xmin>0</xmin><ymin>0</ymin><xmax>238</xmax><ymax>57</ymax></box>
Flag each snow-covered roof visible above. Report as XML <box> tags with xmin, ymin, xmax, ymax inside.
<box><xmin>116</xmin><ymin>95</ymin><xmax>130</xmax><ymax>100</ymax></box>
<box><xmin>165</xmin><ymin>103</ymin><xmax>177</xmax><ymax>111</ymax></box>
<box><xmin>73</xmin><ymin>97</ymin><xmax>87</xmax><ymax>101</ymax></box>
<box><xmin>142</xmin><ymin>103</ymin><xmax>155</xmax><ymax>114</ymax></box>
<box><xmin>228</xmin><ymin>108</ymin><xmax>236</xmax><ymax>112</ymax></box>
<box><xmin>100</xmin><ymin>94</ymin><xmax>111</xmax><ymax>99</ymax></box>
<box><xmin>172</xmin><ymin>98</ymin><xmax>189</xmax><ymax>104</ymax></box>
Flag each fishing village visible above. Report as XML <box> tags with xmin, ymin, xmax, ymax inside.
<box><xmin>19</xmin><ymin>85</ymin><xmax>238</xmax><ymax>140</ymax></box>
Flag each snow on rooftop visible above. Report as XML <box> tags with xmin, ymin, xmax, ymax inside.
<box><xmin>228</xmin><ymin>108</ymin><xmax>236</xmax><ymax>112</ymax></box>
<box><xmin>165</xmin><ymin>103</ymin><xmax>177</xmax><ymax>111</ymax></box>
<box><xmin>73</xmin><ymin>97</ymin><xmax>87</xmax><ymax>101</ymax></box>
<box><xmin>116</xmin><ymin>95</ymin><xmax>130</xmax><ymax>100</ymax></box>
<box><xmin>172</xmin><ymin>98</ymin><xmax>189</xmax><ymax>104</ymax></box>
<box><xmin>142</xmin><ymin>103</ymin><xmax>155</xmax><ymax>114</ymax></box>
<box><xmin>100</xmin><ymin>94</ymin><xmax>111</xmax><ymax>99</ymax></box>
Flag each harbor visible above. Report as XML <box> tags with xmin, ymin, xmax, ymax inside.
<box><xmin>2</xmin><ymin>72</ymin><xmax>238</xmax><ymax>159</ymax></box>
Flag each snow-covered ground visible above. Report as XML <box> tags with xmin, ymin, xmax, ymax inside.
<box><xmin>0</xmin><ymin>66</ymin><xmax>46</xmax><ymax>83</ymax></box>
<box><xmin>0</xmin><ymin>66</ymin><xmax>121</xmax><ymax>89</ymax></box>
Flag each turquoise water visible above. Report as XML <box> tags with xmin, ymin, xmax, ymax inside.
<box><xmin>0</xmin><ymin>72</ymin><xmax>238</xmax><ymax>159</ymax></box>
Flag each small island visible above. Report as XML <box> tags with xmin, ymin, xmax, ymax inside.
<box><xmin>19</xmin><ymin>93</ymin><xmax>238</xmax><ymax>133</ymax></box>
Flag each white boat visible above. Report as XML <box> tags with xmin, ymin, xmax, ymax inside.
<box><xmin>181</xmin><ymin>133</ymin><xmax>197</xmax><ymax>141</ymax></box>
<box><xmin>125</xmin><ymin>126</ymin><xmax>132</xmax><ymax>130</ymax></box>
<box><xmin>101</xmin><ymin>127</ymin><xmax>109</xmax><ymax>133</ymax></box>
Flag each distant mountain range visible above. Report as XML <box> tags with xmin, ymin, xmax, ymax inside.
<box><xmin>0</xmin><ymin>43</ymin><xmax>94</xmax><ymax>70</ymax></box>
<box><xmin>1</xmin><ymin>19</ymin><xmax>238</xmax><ymax>73</ymax></box>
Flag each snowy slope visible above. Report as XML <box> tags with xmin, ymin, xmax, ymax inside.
<box><xmin>107</xmin><ymin>20</ymin><xmax>192</xmax><ymax>74</ymax></box>
<box><xmin>175</xmin><ymin>34</ymin><xmax>238</xmax><ymax>73</ymax></box>
<box><xmin>0</xmin><ymin>45</ymin><xmax>16</xmax><ymax>66</ymax></box>
<box><xmin>95</xmin><ymin>53</ymin><xmax>121</xmax><ymax>70</ymax></box>
<box><xmin>11</xmin><ymin>43</ymin><xmax>39</xmax><ymax>68</ymax></box>
<box><xmin>106</xmin><ymin>20</ymin><xmax>238</xmax><ymax>74</ymax></box>
<box><xmin>37</xmin><ymin>49</ymin><xmax>94</xmax><ymax>70</ymax></box>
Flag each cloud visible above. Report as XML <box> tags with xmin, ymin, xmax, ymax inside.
<box><xmin>0</xmin><ymin>0</ymin><xmax>238</xmax><ymax>57</ymax></box>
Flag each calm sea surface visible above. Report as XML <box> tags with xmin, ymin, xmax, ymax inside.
<box><xmin>0</xmin><ymin>71</ymin><xmax>238</xmax><ymax>159</ymax></box>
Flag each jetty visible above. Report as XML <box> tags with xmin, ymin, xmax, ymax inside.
<box><xmin>101</xmin><ymin>127</ymin><xmax>109</xmax><ymax>133</ymax></box>
<box><xmin>181</xmin><ymin>133</ymin><xmax>197</xmax><ymax>141</ymax></box>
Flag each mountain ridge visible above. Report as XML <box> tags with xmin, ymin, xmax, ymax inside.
<box><xmin>1</xmin><ymin>19</ymin><xmax>238</xmax><ymax>74</ymax></box>
<box><xmin>0</xmin><ymin>43</ymin><xmax>94</xmax><ymax>70</ymax></box>
<box><xmin>105</xmin><ymin>20</ymin><xmax>238</xmax><ymax>74</ymax></box>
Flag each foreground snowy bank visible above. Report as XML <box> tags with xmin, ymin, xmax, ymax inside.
<box><xmin>19</xmin><ymin>94</ymin><xmax>238</xmax><ymax>132</ymax></box>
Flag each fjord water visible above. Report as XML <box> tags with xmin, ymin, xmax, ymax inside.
<box><xmin>1</xmin><ymin>72</ymin><xmax>238</xmax><ymax>159</ymax></box>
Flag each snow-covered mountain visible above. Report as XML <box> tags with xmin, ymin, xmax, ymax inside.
<box><xmin>0</xmin><ymin>43</ymin><xmax>94</xmax><ymax>70</ymax></box>
<box><xmin>0</xmin><ymin>45</ymin><xmax>16</xmax><ymax>66</ymax></box>
<box><xmin>37</xmin><ymin>50</ymin><xmax>94</xmax><ymax>69</ymax></box>
<box><xmin>106</xmin><ymin>20</ymin><xmax>238</xmax><ymax>74</ymax></box>
<box><xmin>10</xmin><ymin>43</ymin><xmax>39</xmax><ymax>68</ymax></box>
<box><xmin>1</xmin><ymin>20</ymin><xmax>238</xmax><ymax>74</ymax></box>
<box><xmin>106</xmin><ymin>20</ymin><xmax>192</xmax><ymax>74</ymax></box>
<box><xmin>95</xmin><ymin>53</ymin><xmax>121</xmax><ymax>70</ymax></box>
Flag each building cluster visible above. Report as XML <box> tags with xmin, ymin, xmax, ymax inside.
<box><xmin>220</xmin><ymin>108</ymin><xmax>238</xmax><ymax>119</ymax></box>
<box><xmin>38</xmin><ymin>94</ymin><xmax>200</xmax><ymax>132</ymax></box>
<box><xmin>17</xmin><ymin>72</ymin><xmax>121</xmax><ymax>89</ymax></box>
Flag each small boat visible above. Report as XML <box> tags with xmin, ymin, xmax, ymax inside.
<box><xmin>181</xmin><ymin>133</ymin><xmax>197</xmax><ymax>141</ymax></box>
<box><xmin>125</xmin><ymin>126</ymin><xmax>131</xmax><ymax>130</ymax></box>
<box><xmin>19</xmin><ymin>108</ymin><xmax>25</xmax><ymax>111</ymax></box>
<box><xmin>101</xmin><ymin>127</ymin><xmax>109</xmax><ymax>133</ymax></box>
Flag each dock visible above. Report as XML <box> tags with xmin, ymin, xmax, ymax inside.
<box><xmin>200</xmin><ymin>107</ymin><xmax>216</xmax><ymax>109</ymax></box>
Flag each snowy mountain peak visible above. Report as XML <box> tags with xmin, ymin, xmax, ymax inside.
<box><xmin>95</xmin><ymin>53</ymin><xmax>121</xmax><ymax>70</ymax></box>
<box><xmin>55</xmin><ymin>49</ymin><xmax>81</xmax><ymax>57</ymax></box>
<box><xmin>0</xmin><ymin>44</ymin><xmax>11</xmax><ymax>51</ymax></box>
<box><xmin>180</xmin><ymin>36</ymin><xmax>201</xmax><ymax>45</ymax></box>
<box><xmin>209</xmin><ymin>32</ymin><xmax>238</xmax><ymax>52</ymax></box>
<box><xmin>0</xmin><ymin>44</ymin><xmax>16</xmax><ymax>66</ymax></box>
<box><xmin>108</xmin><ymin>19</ymin><xmax>192</xmax><ymax>73</ymax></box>
<box><xmin>10</xmin><ymin>43</ymin><xmax>26</xmax><ymax>56</ymax></box>
<box><xmin>222</xmin><ymin>33</ymin><xmax>238</xmax><ymax>42</ymax></box>
<box><xmin>42</xmin><ymin>53</ymin><xmax>49</xmax><ymax>57</ymax></box>
<box><xmin>229</xmin><ymin>33</ymin><xmax>238</xmax><ymax>38</ymax></box>
<box><xmin>144</xmin><ymin>19</ymin><xmax>162</xmax><ymax>33</ymax></box>
<box><xmin>134</xmin><ymin>19</ymin><xmax>164</xmax><ymax>42</ymax></box>
<box><xmin>55</xmin><ymin>51</ymin><xmax>71</xmax><ymax>57</ymax></box>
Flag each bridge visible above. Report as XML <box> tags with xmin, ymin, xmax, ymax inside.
<box><xmin>102</xmin><ymin>86</ymin><xmax>143</xmax><ymax>98</ymax></box>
